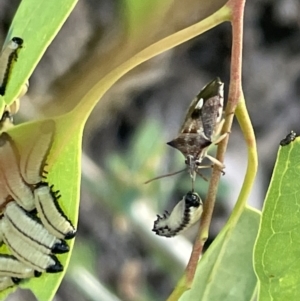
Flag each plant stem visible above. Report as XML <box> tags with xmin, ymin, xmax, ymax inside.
<box><xmin>185</xmin><ymin>0</ymin><xmax>249</xmax><ymax>288</ymax></box>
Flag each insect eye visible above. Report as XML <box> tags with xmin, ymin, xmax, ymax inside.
<box><xmin>195</xmin><ymin>161</ymin><xmax>201</xmax><ymax>166</ymax></box>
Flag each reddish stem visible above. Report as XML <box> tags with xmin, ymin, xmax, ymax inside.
<box><xmin>185</xmin><ymin>0</ymin><xmax>246</xmax><ymax>287</ymax></box>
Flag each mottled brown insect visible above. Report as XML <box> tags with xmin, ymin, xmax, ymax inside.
<box><xmin>167</xmin><ymin>78</ymin><xmax>227</xmax><ymax>188</ymax></box>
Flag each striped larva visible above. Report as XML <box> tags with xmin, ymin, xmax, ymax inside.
<box><xmin>0</xmin><ymin>120</ymin><xmax>55</xmax><ymax>210</ymax></box>
<box><xmin>0</xmin><ymin>132</ymin><xmax>35</xmax><ymax>211</ymax></box>
<box><xmin>152</xmin><ymin>191</ymin><xmax>203</xmax><ymax>237</ymax></box>
<box><xmin>34</xmin><ymin>183</ymin><xmax>76</xmax><ymax>240</ymax></box>
<box><xmin>0</xmin><ymin>254</ymin><xmax>41</xmax><ymax>279</ymax></box>
<box><xmin>0</xmin><ymin>37</ymin><xmax>23</xmax><ymax>96</ymax></box>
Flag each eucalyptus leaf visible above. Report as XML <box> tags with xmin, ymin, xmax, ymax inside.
<box><xmin>168</xmin><ymin>207</ymin><xmax>260</xmax><ymax>301</ymax></box>
<box><xmin>254</xmin><ymin>138</ymin><xmax>300</xmax><ymax>301</ymax></box>
<box><xmin>0</xmin><ymin>0</ymin><xmax>233</xmax><ymax>299</ymax></box>
<box><xmin>0</xmin><ymin>115</ymin><xmax>83</xmax><ymax>301</ymax></box>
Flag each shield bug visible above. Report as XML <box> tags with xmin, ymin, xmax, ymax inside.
<box><xmin>146</xmin><ymin>78</ymin><xmax>227</xmax><ymax>189</ymax></box>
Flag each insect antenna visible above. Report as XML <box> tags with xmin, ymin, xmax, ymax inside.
<box><xmin>144</xmin><ymin>168</ymin><xmax>187</xmax><ymax>184</ymax></box>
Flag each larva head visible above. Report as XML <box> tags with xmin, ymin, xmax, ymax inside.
<box><xmin>10</xmin><ymin>38</ymin><xmax>23</xmax><ymax>49</ymax></box>
<box><xmin>45</xmin><ymin>255</ymin><xmax>63</xmax><ymax>273</ymax></box>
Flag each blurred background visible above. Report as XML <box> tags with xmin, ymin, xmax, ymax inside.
<box><xmin>2</xmin><ymin>0</ymin><xmax>300</xmax><ymax>300</ymax></box>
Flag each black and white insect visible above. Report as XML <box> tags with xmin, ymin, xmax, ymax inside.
<box><xmin>280</xmin><ymin>131</ymin><xmax>297</xmax><ymax>146</ymax></box>
<box><xmin>146</xmin><ymin>78</ymin><xmax>227</xmax><ymax>190</ymax></box>
<box><xmin>0</xmin><ymin>37</ymin><xmax>23</xmax><ymax>96</ymax></box>
<box><xmin>152</xmin><ymin>191</ymin><xmax>203</xmax><ymax>237</ymax></box>
<box><xmin>34</xmin><ymin>183</ymin><xmax>76</xmax><ymax>240</ymax></box>
<box><xmin>0</xmin><ymin>37</ymin><xmax>29</xmax><ymax>133</ymax></box>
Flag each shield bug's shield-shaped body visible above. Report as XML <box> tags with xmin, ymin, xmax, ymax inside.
<box><xmin>167</xmin><ymin>78</ymin><xmax>226</xmax><ymax>187</ymax></box>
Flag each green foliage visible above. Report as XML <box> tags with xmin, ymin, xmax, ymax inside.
<box><xmin>2</xmin><ymin>0</ymin><xmax>296</xmax><ymax>300</ymax></box>
<box><xmin>254</xmin><ymin>139</ymin><xmax>300</xmax><ymax>301</ymax></box>
<box><xmin>0</xmin><ymin>0</ymin><xmax>79</xmax><ymax>300</ymax></box>
<box><xmin>0</xmin><ymin>0</ymin><xmax>78</xmax><ymax>114</ymax></box>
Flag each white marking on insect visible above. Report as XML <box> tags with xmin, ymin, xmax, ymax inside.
<box><xmin>152</xmin><ymin>191</ymin><xmax>203</xmax><ymax>237</ymax></box>
<box><xmin>195</xmin><ymin>98</ymin><xmax>203</xmax><ymax>110</ymax></box>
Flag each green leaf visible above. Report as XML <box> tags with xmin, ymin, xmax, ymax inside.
<box><xmin>254</xmin><ymin>138</ymin><xmax>300</xmax><ymax>301</ymax></box>
<box><xmin>0</xmin><ymin>115</ymin><xmax>83</xmax><ymax>301</ymax></box>
<box><xmin>0</xmin><ymin>0</ymin><xmax>78</xmax><ymax>112</ymax></box>
<box><xmin>0</xmin><ymin>2</ymin><xmax>232</xmax><ymax>299</ymax></box>
<box><xmin>169</xmin><ymin>207</ymin><xmax>260</xmax><ymax>301</ymax></box>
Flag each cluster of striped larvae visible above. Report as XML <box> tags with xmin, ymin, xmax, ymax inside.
<box><xmin>0</xmin><ymin>119</ymin><xmax>76</xmax><ymax>291</ymax></box>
